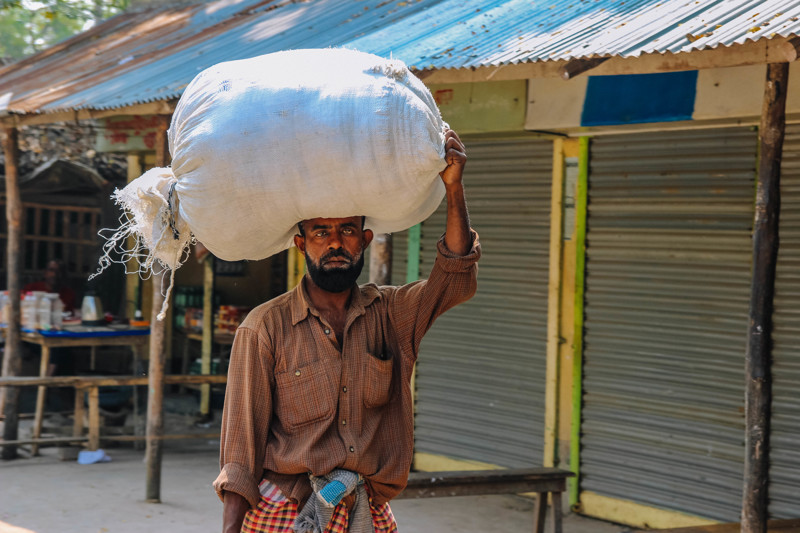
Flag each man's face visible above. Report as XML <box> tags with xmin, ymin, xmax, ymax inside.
<box><xmin>294</xmin><ymin>216</ymin><xmax>373</xmax><ymax>293</ymax></box>
<box><xmin>44</xmin><ymin>261</ymin><xmax>63</xmax><ymax>288</ymax></box>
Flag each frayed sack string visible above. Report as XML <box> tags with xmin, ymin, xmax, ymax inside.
<box><xmin>90</xmin><ymin>167</ymin><xmax>194</xmax><ymax>322</ymax></box>
<box><xmin>156</xmin><ymin>184</ymin><xmax>183</xmax><ymax>321</ymax></box>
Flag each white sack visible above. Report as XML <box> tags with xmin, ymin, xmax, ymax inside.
<box><xmin>95</xmin><ymin>48</ymin><xmax>448</xmax><ymax>318</ymax></box>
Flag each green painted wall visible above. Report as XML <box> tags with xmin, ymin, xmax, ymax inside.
<box><xmin>427</xmin><ymin>80</ymin><xmax>527</xmax><ymax>134</ymax></box>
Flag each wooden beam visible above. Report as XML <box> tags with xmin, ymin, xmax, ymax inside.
<box><xmin>544</xmin><ymin>139</ymin><xmax>565</xmax><ymax>468</ymax></box>
<box><xmin>776</xmin><ymin>37</ymin><xmax>800</xmax><ymax>63</ymax></box>
<box><xmin>0</xmin><ymin>374</ymin><xmax>228</xmax><ymax>388</ymax></box>
<box><xmin>368</xmin><ymin>233</ymin><xmax>392</xmax><ymax>285</ymax></box>
<box><xmin>560</xmin><ymin>57</ymin><xmax>609</xmax><ymax>80</ymax></box>
<box><xmin>1</xmin><ymin>126</ymin><xmax>22</xmax><ymax>460</ymax></box>
<box><xmin>145</xmin><ymin>114</ymin><xmax>171</xmax><ymax>503</ymax></box>
<box><xmin>419</xmin><ymin>39</ymin><xmax>788</xmax><ymax>84</ymax></box>
<box><xmin>0</xmin><ymin>100</ymin><xmax>177</xmax><ymax>128</ymax></box>
<box><xmin>742</xmin><ymin>62</ymin><xmax>789</xmax><ymax>533</ymax></box>
<box><xmin>0</xmin><ymin>436</ymin><xmax>88</xmax><ymax>447</ymax></box>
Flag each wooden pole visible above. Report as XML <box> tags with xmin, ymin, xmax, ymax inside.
<box><xmin>742</xmin><ymin>62</ymin><xmax>789</xmax><ymax>533</ymax></box>
<box><xmin>368</xmin><ymin>233</ymin><xmax>392</xmax><ymax>285</ymax></box>
<box><xmin>1</xmin><ymin>127</ymin><xmax>22</xmax><ymax>460</ymax></box>
<box><xmin>287</xmin><ymin>247</ymin><xmax>305</xmax><ymax>291</ymax></box>
<box><xmin>145</xmin><ymin>115</ymin><xmax>171</xmax><ymax>503</ymax></box>
<box><xmin>199</xmin><ymin>255</ymin><xmax>214</xmax><ymax>420</ymax></box>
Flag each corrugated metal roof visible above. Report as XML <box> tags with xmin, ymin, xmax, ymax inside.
<box><xmin>0</xmin><ymin>0</ymin><xmax>798</xmax><ymax>115</ymax></box>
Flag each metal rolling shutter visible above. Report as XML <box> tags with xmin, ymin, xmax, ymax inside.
<box><xmin>770</xmin><ymin>123</ymin><xmax>800</xmax><ymax>518</ymax></box>
<box><xmin>413</xmin><ymin>136</ymin><xmax>551</xmax><ymax>467</ymax></box>
<box><xmin>580</xmin><ymin>128</ymin><xmax>757</xmax><ymax>521</ymax></box>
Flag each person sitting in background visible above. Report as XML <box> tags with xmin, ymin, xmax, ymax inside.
<box><xmin>24</xmin><ymin>259</ymin><xmax>76</xmax><ymax>314</ymax></box>
<box><xmin>24</xmin><ymin>259</ymin><xmax>77</xmax><ymax>379</ymax></box>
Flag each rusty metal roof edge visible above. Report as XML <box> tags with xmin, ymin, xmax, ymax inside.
<box><xmin>6</xmin><ymin>32</ymin><xmax>789</xmax><ymax>118</ymax></box>
<box><xmin>4</xmin><ymin>0</ymin><xmax>799</xmax><ymax>118</ymax></box>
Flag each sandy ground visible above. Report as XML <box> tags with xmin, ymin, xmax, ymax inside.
<box><xmin>1</xmin><ymin>404</ymin><xmax>629</xmax><ymax>533</ymax></box>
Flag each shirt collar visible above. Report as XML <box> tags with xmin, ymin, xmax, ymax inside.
<box><xmin>290</xmin><ymin>277</ymin><xmax>381</xmax><ymax>326</ymax></box>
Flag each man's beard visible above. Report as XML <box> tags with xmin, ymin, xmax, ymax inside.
<box><xmin>305</xmin><ymin>249</ymin><xmax>365</xmax><ymax>293</ymax></box>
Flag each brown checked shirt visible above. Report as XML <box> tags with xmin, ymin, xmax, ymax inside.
<box><xmin>214</xmin><ymin>230</ymin><xmax>480</xmax><ymax>508</ymax></box>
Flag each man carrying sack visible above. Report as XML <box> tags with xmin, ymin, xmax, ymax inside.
<box><xmin>214</xmin><ymin>129</ymin><xmax>480</xmax><ymax>533</ymax></box>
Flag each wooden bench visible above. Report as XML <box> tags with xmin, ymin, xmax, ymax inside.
<box><xmin>0</xmin><ymin>374</ymin><xmax>226</xmax><ymax>451</ymax></box>
<box><xmin>395</xmin><ymin>467</ymin><xmax>574</xmax><ymax>533</ymax></box>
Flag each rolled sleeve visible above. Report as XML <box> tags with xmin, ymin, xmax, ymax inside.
<box><xmin>214</xmin><ymin>462</ymin><xmax>262</xmax><ymax>507</ymax></box>
<box><xmin>434</xmin><ymin>229</ymin><xmax>481</xmax><ymax>271</ymax></box>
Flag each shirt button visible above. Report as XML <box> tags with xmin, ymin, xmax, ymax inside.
<box><xmin>349</xmin><ymin>446</ymin><xmax>355</xmax><ymax>453</ymax></box>
<box><xmin>324</xmin><ymin>328</ymin><xmax>330</xmax><ymax>334</ymax></box>
<box><xmin>342</xmin><ymin>386</ymin><xmax>348</xmax><ymax>393</ymax></box>
<box><xmin>342</xmin><ymin>419</ymin><xmax>347</xmax><ymax>426</ymax></box>
<box><xmin>295</xmin><ymin>370</ymin><xmax>301</xmax><ymax>376</ymax></box>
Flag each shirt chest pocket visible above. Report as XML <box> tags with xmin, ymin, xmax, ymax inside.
<box><xmin>362</xmin><ymin>354</ymin><xmax>393</xmax><ymax>409</ymax></box>
<box><xmin>274</xmin><ymin>360</ymin><xmax>337</xmax><ymax>430</ymax></box>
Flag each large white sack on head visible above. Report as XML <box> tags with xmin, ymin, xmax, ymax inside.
<box><xmin>94</xmin><ymin>48</ymin><xmax>448</xmax><ymax>318</ymax></box>
<box><xmin>170</xmin><ymin>48</ymin><xmax>446</xmax><ymax>261</ymax></box>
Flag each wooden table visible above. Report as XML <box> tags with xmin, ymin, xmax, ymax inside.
<box><xmin>18</xmin><ymin>326</ymin><xmax>150</xmax><ymax>455</ymax></box>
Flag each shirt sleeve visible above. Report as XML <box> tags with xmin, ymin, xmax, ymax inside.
<box><xmin>213</xmin><ymin>326</ymin><xmax>274</xmax><ymax>508</ymax></box>
<box><xmin>389</xmin><ymin>229</ymin><xmax>481</xmax><ymax>357</ymax></box>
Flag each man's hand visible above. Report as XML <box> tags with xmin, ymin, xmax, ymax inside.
<box><xmin>439</xmin><ymin>129</ymin><xmax>467</xmax><ymax>187</ymax></box>
<box><xmin>223</xmin><ymin>492</ymin><xmax>250</xmax><ymax>533</ymax></box>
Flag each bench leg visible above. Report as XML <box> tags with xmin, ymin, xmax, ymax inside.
<box><xmin>534</xmin><ymin>492</ymin><xmax>546</xmax><ymax>533</ymax></box>
<box><xmin>88</xmin><ymin>387</ymin><xmax>100</xmax><ymax>451</ymax></box>
<box><xmin>73</xmin><ymin>387</ymin><xmax>85</xmax><ymax>440</ymax></box>
<box><xmin>549</xmin><ymin>491</ymin><xmax>563</xmax><ymax>533</ymax></box>
<box><xmin>31</xmin><ymin>345</ymin><xmax>51</xmax><ymax>456</ymax></box>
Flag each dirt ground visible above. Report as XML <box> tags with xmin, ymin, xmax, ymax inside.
<box><xmin>0</xmin><ymin>402</ymin><xmax>629</xmax><ymax>533</ymax></box>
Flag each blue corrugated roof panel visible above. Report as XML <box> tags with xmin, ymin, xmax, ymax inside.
<box><xmin>0</xmin><ymin>0</ymin><xmax>798</xmax><ymax>114</ymax></box>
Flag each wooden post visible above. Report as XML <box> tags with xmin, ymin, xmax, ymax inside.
<box><xmin>368</xmin><ymin>233</ymin><xmax>392</xmax><ymax>285</ymax></box>
<box><xmin>145</xmin><ymin>115</ymin><xmax>171</xmax><ymax>503</ymax></box>
<box><xmin>1</xmin><ymin>127</ymin><xmax>22</xmax><ymax>461</ymax></box>
<box><xmin>30</xmin><ymin>345</ymin><xmax>52</xmax><ymax>456</ymax></box>
<box><xmin>544</xmin><ymin>139</ymin><xmax>565</xmax><ymax>469</ymax></box>
<box><xmin>199</xmin><ymin>255</ymin><xmax>214</xmax><ymax>419</ymax></box>
<box><xmin>742</xmin><ymin>62</ymin><xmax>789</xmax><ymax>533</ymax></box>
<box><xmin>287</xmin><ymin>247</ymin><xmax>305</xmax><ymax>291</ymax></box>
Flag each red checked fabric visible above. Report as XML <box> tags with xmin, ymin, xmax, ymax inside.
<box><xmin>214</xmin><ymin>231</ymin><xmax>480</xmax><ymax>509</ymax></box>
<box><xmin>241</xmin><ymin>488</ymin><xmax>398</xmax><ymax>533</ymax></box>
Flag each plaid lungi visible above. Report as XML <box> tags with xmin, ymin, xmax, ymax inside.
<box><xmin>241</xmin><ymin>480</ymin><xmax>398</xmax><ymax>533</ymax></box>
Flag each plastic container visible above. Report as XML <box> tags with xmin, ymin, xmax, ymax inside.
<box><xmin>37</xmin><ymin>296</ymin><xmax>52</xmax><ymax>330</ymax></box>
<box><xmin>51</xmin><ymin>296</ymin><xmax>64</xmax><ymax>329</ymax></box>
<box><xmin>22</xmin><ymin>292</ymin><xmax>37</xmax><ymax>329</ymax></box>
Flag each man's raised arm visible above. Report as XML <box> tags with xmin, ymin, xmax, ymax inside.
<box><xmin>440</xmin><ymin>129</ymin><xmax>470</xmax><ymax>256</ymax></box>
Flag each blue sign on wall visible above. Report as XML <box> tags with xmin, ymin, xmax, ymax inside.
<box><xmin>581</xmin><ymin>71</ymin><xmax>698</xmax><ymax>126</ymax></box>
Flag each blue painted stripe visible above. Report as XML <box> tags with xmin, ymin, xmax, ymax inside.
<box><xmin>581</xmin><ymin>71</ymin><xmax>698</xmax><ymax>126</ymax></box>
